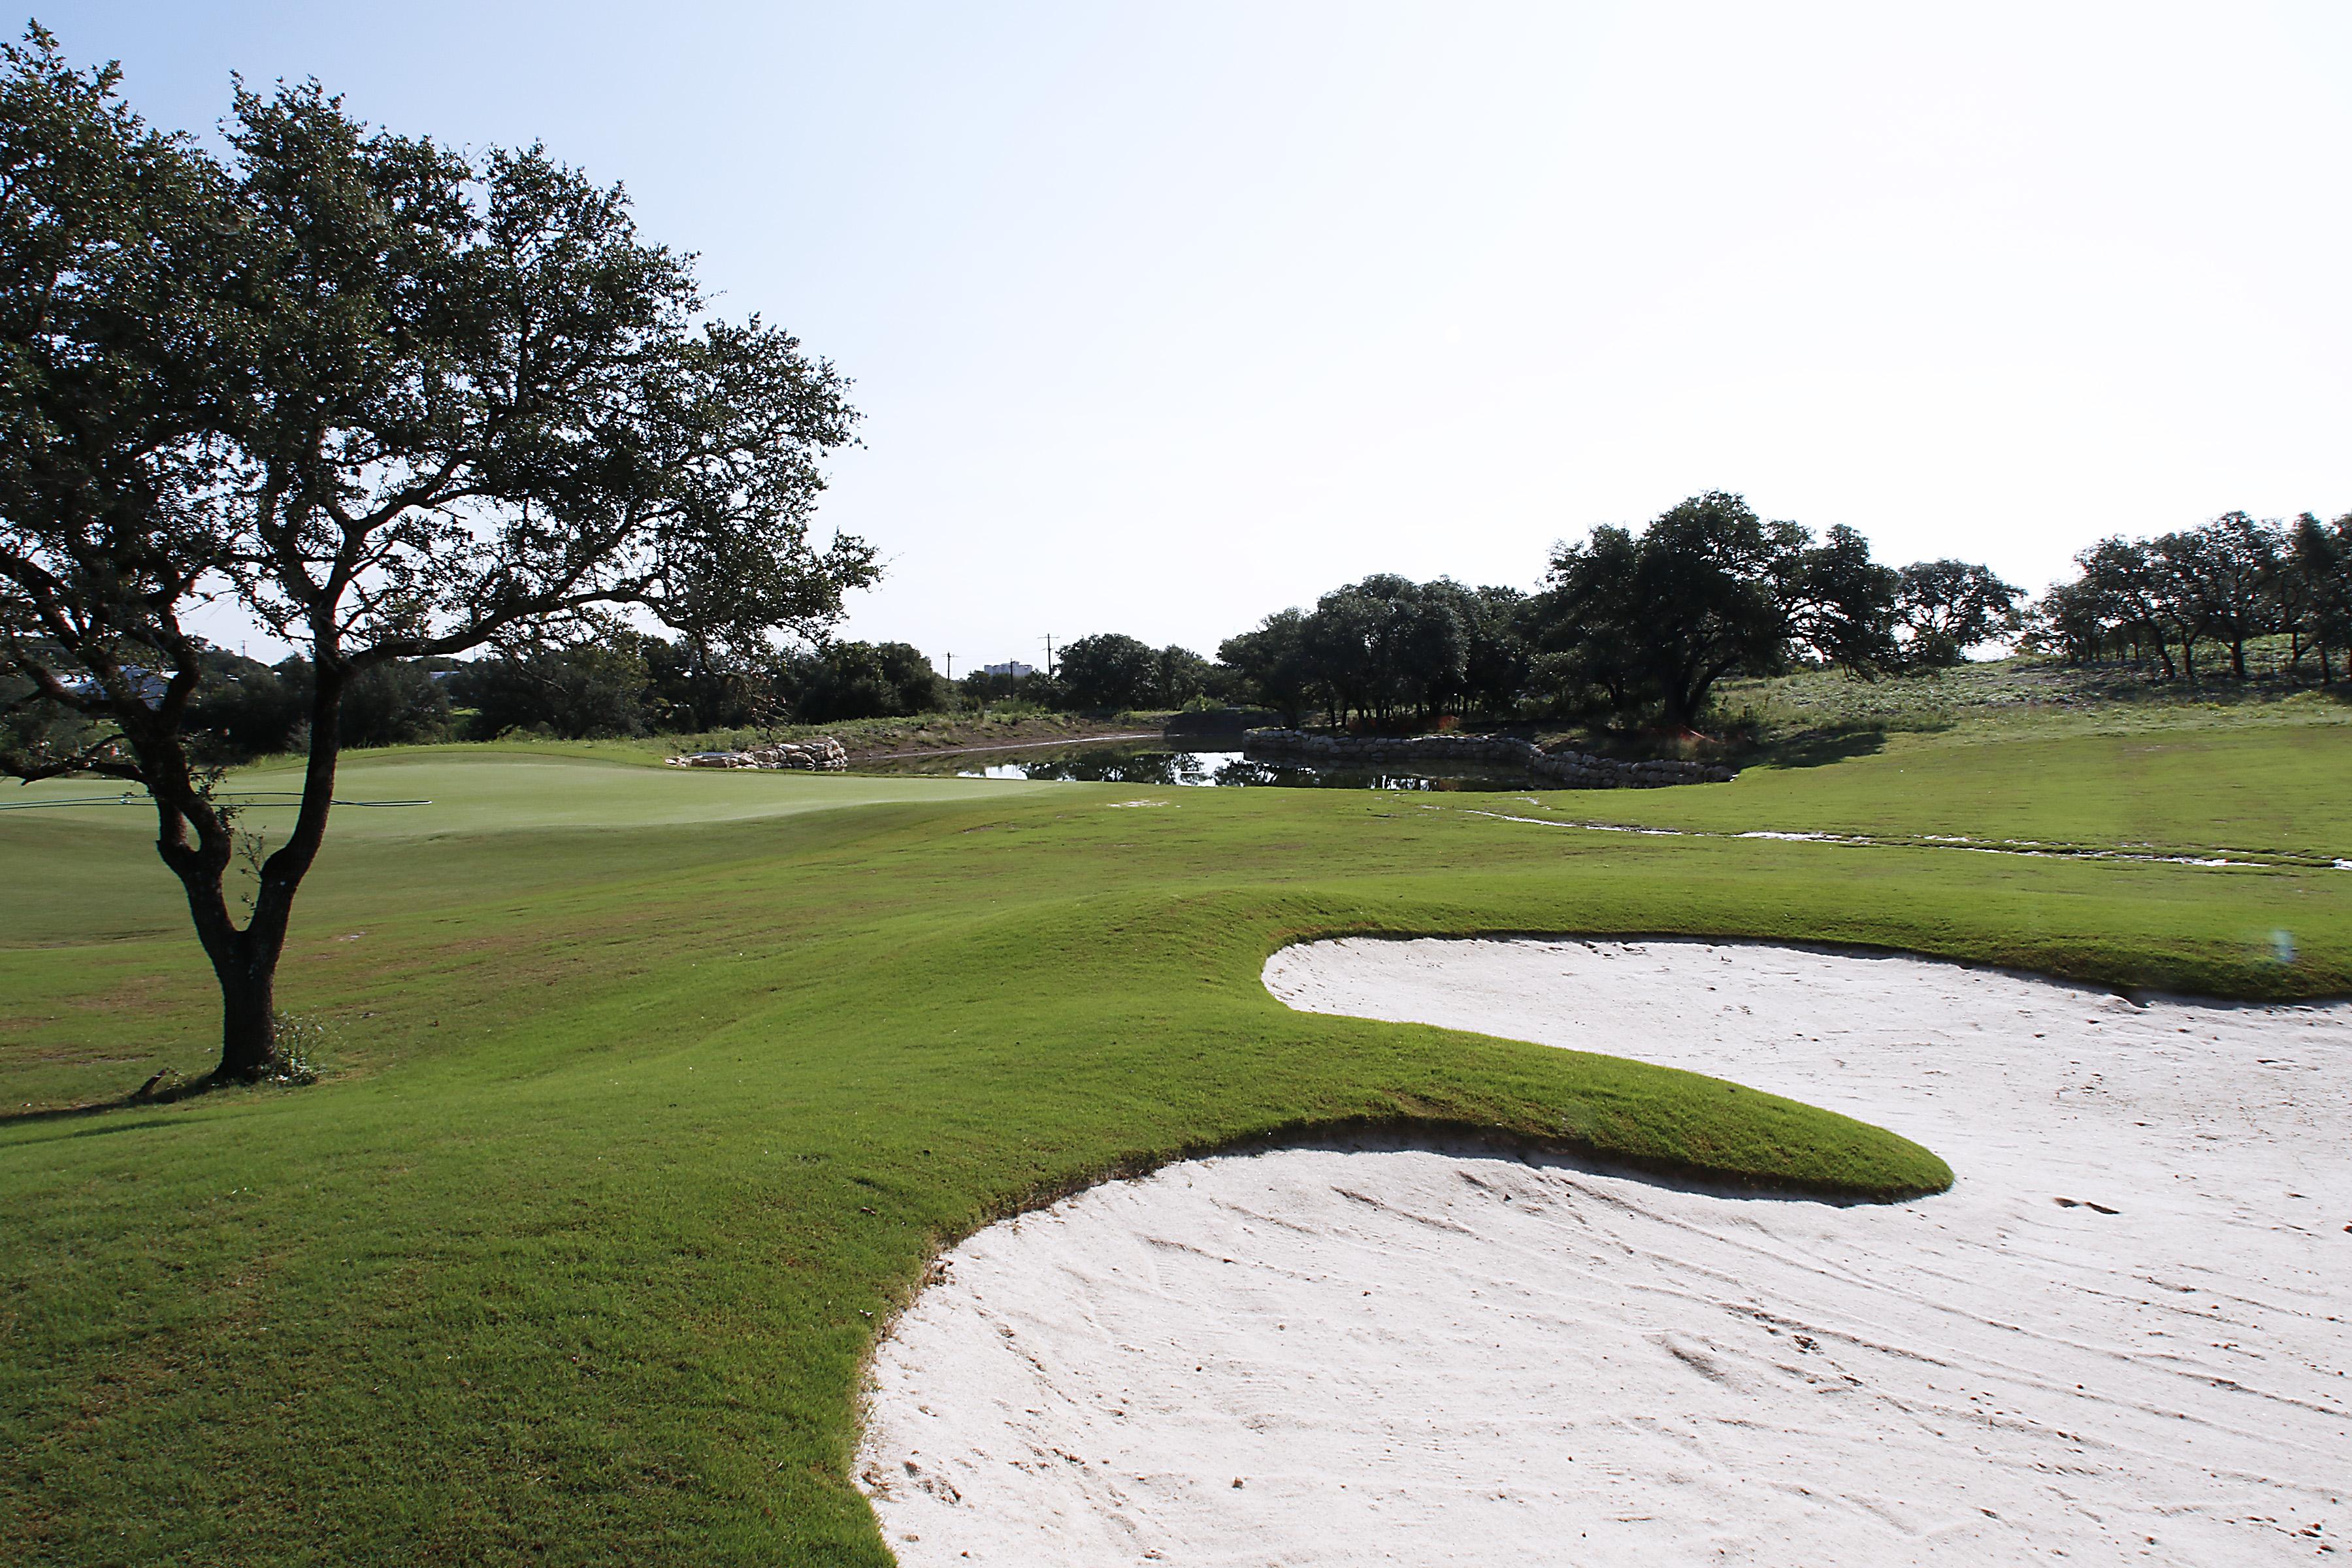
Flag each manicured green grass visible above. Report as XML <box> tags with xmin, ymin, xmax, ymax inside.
<box><xmin>1562</xmin><ymin>708</ymin><xmax>2352</xmax><ymax>863</ymax></box>
<box><xmin>3</xmin><ymin>749</ymin><xmax>1056</xmax><ymax>839</ymax></box>
<box><xmin>5</xmin><ymin>727</ymin><xmax>2348</xmax><ymax>1565</ymax></box>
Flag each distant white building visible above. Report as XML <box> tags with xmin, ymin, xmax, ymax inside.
<box><xmin>979</xmin><ymin>661</ymin><xmax>1037</xmax><ymax>678</ymax></box>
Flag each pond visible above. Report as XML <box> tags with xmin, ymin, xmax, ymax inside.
<box><xmin>860</xmin><ymin>742</ymin><xmax>1543</xmax><ymax>792</ymax></box>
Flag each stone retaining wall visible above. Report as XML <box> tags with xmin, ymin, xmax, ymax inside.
<box><xmin>1242</xmin><ymin>728</ymin><xmax>1735</xmax><ymax>789</ymax></box>
<box><xmin>666</xmin><ymin>737</ymin><xmax>849</xmax><ymax>772</ymax></box>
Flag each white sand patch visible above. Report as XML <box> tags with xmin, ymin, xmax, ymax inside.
<box><xmin>860</xmin><ymin>939</ymin><xmax>2351</xmax><ymax>1565</ymax></box>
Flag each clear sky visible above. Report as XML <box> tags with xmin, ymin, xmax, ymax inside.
<box><xmin>37</xmin><ymin>2</ymin><xmax>2352</xmax><ymax>670</ymax></box>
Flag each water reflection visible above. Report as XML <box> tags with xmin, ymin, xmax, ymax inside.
<box><xmin>888</xmin><ymin>745</ymin><xmax>1539</xmax><ymax>791</ymax></box>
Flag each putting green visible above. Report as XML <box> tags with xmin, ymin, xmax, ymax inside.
<box><xmin>1</xmin><ymin>751</ymin><xmax>1056</xmax><ymax>839</ymax></box>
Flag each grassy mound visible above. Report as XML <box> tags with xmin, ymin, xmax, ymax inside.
<box><xmin>4</xmin><ymin>730</ymin><xmax>2348</xmax><ymax>1565</ymax></box>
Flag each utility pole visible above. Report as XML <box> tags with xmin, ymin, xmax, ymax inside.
<box><xmin>1042</xmin><ymin>634</ymin><xmax>1054</xmax><ymax>679</ymax></box>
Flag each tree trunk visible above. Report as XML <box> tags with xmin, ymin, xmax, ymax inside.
<box><xmin>2230</xmin><ymin>638</ymin><xmax>2247</xmax><ymax>680</ymax></box>
<box><xmin>142</xmin><ymin>663</ymin><xmax>346</xmax><ymax>1081</ymax></box>
<box><xmin>216</xmin><ymin>943</ymin><xmax>280</xmax><ymax>1079</ymax></box>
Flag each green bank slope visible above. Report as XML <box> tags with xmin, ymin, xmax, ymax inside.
<box><xmin>1560</xmin><ymin>710</ymin><xmax>2352</xmax><ymax>864</ymax></box>
<box><xmin>4</xmin><ymin>733</ymin><xmax>2349</xmax><ymax>1565</ymax></box>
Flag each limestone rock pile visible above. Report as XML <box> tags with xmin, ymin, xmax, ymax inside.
<box><xmin>665</xmin><ymin>737</ymin><xmax>849</xmax><ymax>772</ymax></box>
<box><xmin>1242</xmin><ymin>728</ymin><xmax>1734</xmax><ymax>788</ymax></box>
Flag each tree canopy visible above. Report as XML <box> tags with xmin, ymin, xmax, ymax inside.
<box><xmin>1054</xmin><ymin>632</ymin><xmax>1161</xmax><ymax>711</ymax></box>
<box><xmin>1893</xmin><ymin>560</ymin><xmax>2024</xmax><ymax>668</ymax></box>
<box><xmin>1527</xmin><ymin>492</ymin><xmax>1900</xmax><ymax>728</ymax></box>
<box><xmin>1213</xmin><ymin>578</ymin><xmax>1524</xmax><ymax>730</ymax></box>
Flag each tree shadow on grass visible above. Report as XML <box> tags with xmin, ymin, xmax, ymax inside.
<box><xmin>1741</xmin><ymin>725</ymin><xmax>1895</xmax><ymax>771</ymax></box>
<box><xmin>0</xmin><ymin>1066</ymin><xmax>289</xmax><ymax>1130</ymax></box>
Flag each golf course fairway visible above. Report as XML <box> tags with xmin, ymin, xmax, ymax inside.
<box><xmin>5</xmin><ymin>723</ymin><xmax>2350</xmax><ymax>1565</ymax></box>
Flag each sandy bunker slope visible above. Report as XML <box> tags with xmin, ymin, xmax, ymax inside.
<box><xmin>860</xmin><ymin>939</ymin><xmax>2351</xmax><ymax>1565</ymax></box>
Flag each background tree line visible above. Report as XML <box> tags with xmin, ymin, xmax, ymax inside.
<box><xmin>33</xmin><ymin>493</ymin><xmax>2344</xmax><ymax>772</ymax></box>
<box><xmin>44</xmin><ymin>634</ymin><xmax>960</xmax><ymax>759</ymax></box>
<box><xmin>2025</xmin><ymin>511</ymin><xmax>2352</xmax><ymax>682</ymax></box>
<box><xmin>1219</xmin><ymin>493</ymin><xmax>2023</xmax><ymax>731</ymax></box>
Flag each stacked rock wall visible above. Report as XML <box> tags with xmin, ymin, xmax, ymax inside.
<box><xmin>666</xmin><ymin>737</ymin><xmax>849</xmax><ymax>772</ymax></box>
<box><xmin>1241</xmin><ymin>729</ymin><xmax>1735</xmax><ymax>789</ymax></box>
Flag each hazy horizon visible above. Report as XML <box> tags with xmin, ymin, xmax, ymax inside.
<box><xmin>39</xmin><ymin>1</ymin><xmax>2352</xmax><ymax>670</ymax></box>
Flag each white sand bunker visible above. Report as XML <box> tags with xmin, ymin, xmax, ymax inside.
<box><xmin>860</xmin><ymin>939</ymin><xmax>2351</xmax><ymax>1565</ymax></box>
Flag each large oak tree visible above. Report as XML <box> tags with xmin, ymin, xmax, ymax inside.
<box><xmin>1531</xmin><ymin>492</ymin><xmax>1900</xmax><ymax>728</ymax></box>
<box><xmin>0</xmin><ymin>29</ymin><xmax>877</xmax><ymax>1079</ymax></box>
